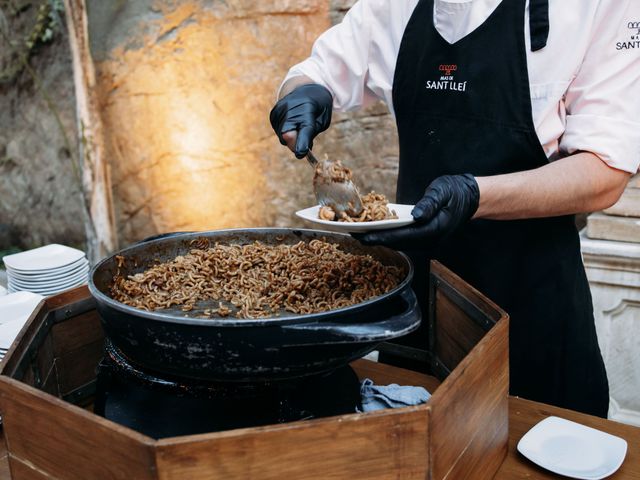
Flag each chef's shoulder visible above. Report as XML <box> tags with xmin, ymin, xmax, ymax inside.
<box><xmin>559</xmin><ymin>0</ymin><xmax>640</xmax><ymax>176</ymax></box>
<box><xmin>607</xmin><ymin>0</ymin><xmax>640</xmax><ymax>52</ymax></box>
<box><xmin>589</xmin><ymin>0</ymin><xmax>639</xmax><ymax>35</ymax></box>
<box><xmin>343</xmin><ymin>0</ymin><xmax>418</xmax><ymax>26</ymax></box>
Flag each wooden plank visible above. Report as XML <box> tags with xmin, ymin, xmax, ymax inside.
<box><xmin>435</xmin><ymin>291</ymin><xmax>487</xmax><ymax>371</ymax></box>
<box><xmin>33</xmin><ymin>335</ymin><xmax>54</xmax><ymax>390</ymax></box>
<box><xmin>0</xmin><ymin>460</ymin><xmax>9</xmax><ymax>480</ymax></box>
<box><xmin>2</xmin><ymin>396</ymin><xmax>640</xmax><ymax>479</ymax></box>
<box><xmin>0</xmin><ymin>287</ymin><xmax>92</xmax><ymax>380</ymax></box>
<box><xmin>45</xmin><ymin>306</ymin><xmax>104</xmax><ymax>395</ymax></box>
<box><xmin>19</xmin><ymin>368</ymin><xmax>34</xmax><ymax>389</ymax></box>
<box><xmin>495</xmin><ymin>397</ymin><xmax>640</xmax><ymax>480</ymax></box>
<box><xmin>0</xmin><ymin>308</ymin><xmax>49</xmax><ymax>379</ymax></box>
<box><xmin>0</xmin><ymin>436</ymin><xmax>9</xmax><ymax>480</ymax></box>
<box><xmin>7</xmin><ymin>458</ymin><xmax>52</xmax><ymax>480</ymax></box>
<box><xmin>428</xmin><ymin>317</ymin><xmax>509</xmax><ymax>480</ymax></box>
<box><xmin>50</xmin><ymin>311</ymin><xmax>103</xmax><ymax>357</ymax></box>
<box><xmin>155</xmin><ymin>407</ymin><xmax>430</xmax><ymax>480</ymax></box>
<box><xmin>54</xmin><ymin>339</ymin><xmax>103</xmax><ymax>396</ymax></box>
<box><xmin>0</xmin><ymin>377</ymin><xmax>156</xmax><ymax>480</ymax></box>
<box><xmin>42</xmin><ymin>287</ymin><xmax>91</xmax><ymax>312</ymax></box>
<box><xmin>351</xmin><ymin>359</ymin><xmax>441</xmax><ymax>393</ymax></box>
<box><xmin>430</xmin><ymin>261</ymin><xmax>505</xmax><ymax>323</ymax></box>
<box><xmin>38</xmin><ymin>363</ymin><xmax>60</xmax><ymax>398</ymax></box>
<box><xmin>439</xmin><ymin>396</ymin><xmax>508</xmax><ymax>480</ymax></box>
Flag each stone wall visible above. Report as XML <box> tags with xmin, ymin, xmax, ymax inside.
<box><xmin>0</xmin><ymin>4</ymin><xmax>84</xmax><ymax>251</ymax></box>
<box><xmin>581</xmin><ymin>231</ymin><xmax>640</xmax><ymax>425</ymax></box>
<box><xmin>88</xmin><ymin>0</ymin><xmax>399</xmax><ymax>245</ymax></box>
<box><xmin>0</xmin><ymin>0</ymin><xmax>398</xmax><ymax>250</ymax></box>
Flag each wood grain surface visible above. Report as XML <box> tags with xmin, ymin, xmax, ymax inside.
<box><xmin>0</xmin><ymin>392</ymin><xmax>639</xmax><ymax>478</ymax></box>
<box><xmin>0</xmin><ymin>283</ymin><xmax>636</xmax><ymax>479</ymax></box>
<box><xmin>156</xmin><ymin>407</ymin><xmax>430</xmax><ymax>480</ymax></box>
<box><xmin>497</xmin><ymin>397</ymin><xmax>640</xmax><ymax>480</ymax></box>
<box><xmin>152</xmin><ymin>362</ymin><xmax>437</xmax><ymax>480</ymax></box>
<box><xmin>429</xmin><ymin>313</ymin><xmax>509</xmax><ymax>480</ymax></box>
<box><xmin>0</xmin><ymin>377</ymin><xmax>155</xmax><ymax>480</ymax></box>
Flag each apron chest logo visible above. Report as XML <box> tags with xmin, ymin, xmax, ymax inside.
<box><xmin>616</xmin><ymin>21</ymin><xmax>640</xmax><ymax>50</ymax></box>
<box><xmin>439</xmin><ymin>64</ymin><xmax>457</xmax><ymax>76</ymax></box>
<box><xmin>426</xmin><ymin>64</ymin><xmax>467</xmax><ymax>92</ymax></box>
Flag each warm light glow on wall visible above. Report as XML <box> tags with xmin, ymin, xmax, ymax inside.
<box><xmin>93</xmin><ymin>1</ymin><xmax>330</xmax><ymax>243</ymax></box>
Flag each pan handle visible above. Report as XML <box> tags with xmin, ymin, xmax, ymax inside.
<box><xmin>280</xmin><ymin>289</ymin><xmax>421</xmax><ymax>343</ymax></box>
<box><xmin>137</xmin><ymin>231</ymin><xmax>195</xmax><ymax>244</ymax></box>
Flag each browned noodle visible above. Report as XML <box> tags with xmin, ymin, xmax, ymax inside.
<box><xmin>318</xmin><ymin>192</ymin><xmax>398</xmax><ymax>222</ymax></box>
<box><xmin>313</xmin><ymin>157</ymin><xmax>398</xmax><ymax>223</ymax></box>
<box><xmin>110</xmin><ymin>239</ymin><xmax>403</xmax><ymax>319</ymax></box>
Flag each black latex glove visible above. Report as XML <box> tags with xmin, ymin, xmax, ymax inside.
<box><xmin>353</xmin><ymin>174</ymin><xmax>480</xmax><ymax>250</ymax></box>
<box><xmin>269</xmin><ymin>84</ymin><xmax>333</xmax><ymax>158</ymax></box>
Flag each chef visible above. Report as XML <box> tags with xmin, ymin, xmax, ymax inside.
<box><xmin>270</xmin><ymin>0</ymin><xmax>640</xmax><ymax>417</ymax></box>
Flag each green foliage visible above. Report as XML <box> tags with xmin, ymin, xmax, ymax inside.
<box><xmin>0</xmin><ymin>0</ymin><xmax>65</xmax><ymax>83</ymax></box>
<box><xmin>24</xmin><ymin>0</ymin><xmax>65</xmax><ymax>47</ymax></box>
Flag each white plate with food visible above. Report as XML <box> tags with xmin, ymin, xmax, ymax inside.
<box><xmin>517</xmin><ymin>416</ymin><xmax>627</xmax><ymax>480</ymax></box>
<box><xmin>296</xmin><ymin>203</ymin><xmax>415</xmax><ymax>233</ymax></box>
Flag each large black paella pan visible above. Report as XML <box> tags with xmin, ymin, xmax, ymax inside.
<box><xmin>89</xmin><ymin>228</ymin><xmax>420</xmax><ymax>382</ymax></box>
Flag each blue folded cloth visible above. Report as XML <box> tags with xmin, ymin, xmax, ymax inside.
<box><xmin>359</xmin><ymin>378</ymin><xmax>431</xmax><ymax>412</ymax></box>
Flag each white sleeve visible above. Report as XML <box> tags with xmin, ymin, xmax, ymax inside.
<box><xmin>560</xmin><ymin>0</ymin><xmax>640</xmax><ymax>174</ymax></box>
<box><xmin>279</xmin><ymin>0</ymin><xmax>383</xmax><ymax>111</ymax></box>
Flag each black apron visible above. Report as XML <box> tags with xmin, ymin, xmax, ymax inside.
<box><xmin>392</xmin><ymin>0</ymin><xmax>609</xmax><ymax>417</ymax></box>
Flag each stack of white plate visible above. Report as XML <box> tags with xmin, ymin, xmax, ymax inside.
<box><xmin>0</xmin><ymin>291</ymin><xmax>44</xmax><ymax>360</ymax></box>
<box><xmin>3</xmin><ymin>244</ymin><xmax>89</xmax><ymax>296</ymax></box>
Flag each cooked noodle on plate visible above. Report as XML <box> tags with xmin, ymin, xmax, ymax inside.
<box><xmin>313</xmin><ymin>159</ymin><xmax>398</xmax><ymax>223</ymax></box>
<box><xmin>319</xmin><ymin>192</ymin><xmax>398</xmax><ymax>222</ymax></box>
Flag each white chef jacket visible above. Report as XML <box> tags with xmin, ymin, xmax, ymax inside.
<box><xmin>282</xmin><ymin>0</ymin><xmax>640</xmax><ymax>174</ymax></box>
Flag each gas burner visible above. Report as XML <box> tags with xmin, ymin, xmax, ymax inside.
<box><xmin>94</xmin><ymin>340</ymin><xmax>362</xmax><ymax>439</ymax></box>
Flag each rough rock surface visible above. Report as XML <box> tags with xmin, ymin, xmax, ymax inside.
<box><xmin>0</xmin><ymin>0</ymin><xmax>398</xmax><ymax>250</ymax></box>
<box><xmin>89</xmin><ymin>0</ymin><xmax>399</xmax><ymax>245</ymax></box>
<box><xmin>0</xmin><ymin>33</ymin><xmax>84</xmax><ymax>250</ymax></box>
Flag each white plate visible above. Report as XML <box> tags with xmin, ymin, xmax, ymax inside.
<box><xmin>0</xmin><ymin>292</ymin><xmax>44</xmax><ymax>326</ymax></box>
<box><xmin>517</xmin><ymin>416</ymin><xmax>627</xmax><ymax>480</ymax></box>
<box><xmin>0</xmin><ymin>317</ymin><xmax>35</xmax><ymax>348</ymax></box>
<box><xmin>7</xmin><ymin>258</ymin><xmax>89</xmax><ymax>279</ymax></box>
<box><xmin>26</xmin><ymin>279</ymin><xmax>87</xmax><ymax>296</ymax></box>
<box><xmin>8</xmin><ymin>266</ymin><xmax>89</xmax><ymax>288</ymax></box>
<box><xmin>5</xmin><ymin>255</ymin><xmax>87</xmax><ymax>276</ymax></box>
<box><xmin>3</xmin><ymin>244</ymin><xmax>85</xmax><ymax>272</ymax></box>
<box><xmin>7</xmin><ymin>279</ymin><xmax>87</xmax><ymax>296</ymax></box>
<box><xmin>8</xmin><ymin>266</ymin><xmax>88</xmax><ymax>286</ymax></box>
<box><xmin>296</xmin><ymin>204</ymin><xmax>415</xmax><ymax>233</ymax></box>
<box><xmin>8</xmin><ymin>279</ymin><xmax>87</xmax><ymax>294</ymax></box>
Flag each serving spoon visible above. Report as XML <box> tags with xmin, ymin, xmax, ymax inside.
<box><xmin>307</xmin><ymin>150</ymin><xmax>364</xmax><ymax>217</ymax></box>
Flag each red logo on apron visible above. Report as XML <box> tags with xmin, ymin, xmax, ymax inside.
<box><xmin>439</xmin><ymin>64</ymin><xmax>458</xmax><ymax>76</ymax></box>
<box><xmin>426</xmin><ymin>64</ymin><xmax>467</xmax><ymax>92</ymax></box>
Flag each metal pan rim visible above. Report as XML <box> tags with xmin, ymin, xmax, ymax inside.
<box><xmin>89</xmin><ymin>228</ymin><xmax>414</xmax><ymax>327</ymax></box>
